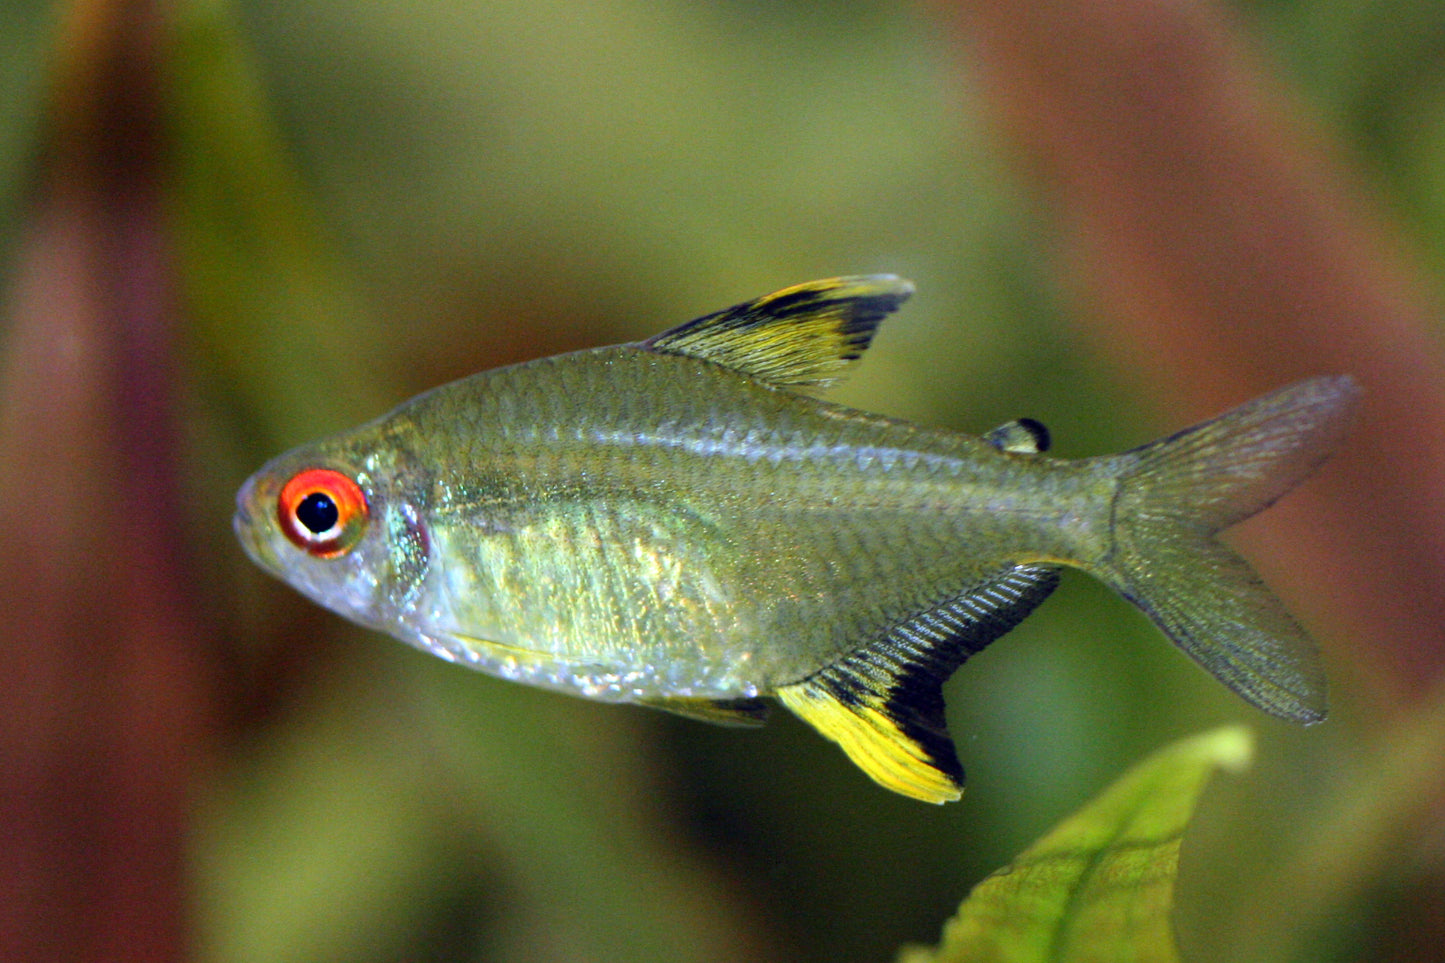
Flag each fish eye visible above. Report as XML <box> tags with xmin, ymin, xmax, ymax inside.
<box><xmin>277</xmin><ymin>468</ymin><xmax>369</xmax><ymax>558</ymax></box>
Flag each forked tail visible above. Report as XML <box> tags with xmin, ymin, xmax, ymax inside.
<box><xmin>1098</xmin><ymin>376</ymin><xmax>1360</xmax><ymax>722</ymax></box>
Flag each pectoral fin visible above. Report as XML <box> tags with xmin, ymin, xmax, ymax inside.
<box><xmin>640</xmin><ymin>696</ymin><xmax>771</xmax><ymax>727</ymax></box>
<box><xmin>777</xmin><ymin>564</ymin><xmax>1060</xmax><ymax>804</ymax></box>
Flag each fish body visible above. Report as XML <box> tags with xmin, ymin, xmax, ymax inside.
<box><xmin>235</xmin><ymin>277</ymin><xmax>1358</xmax><ymax>803</ymax></box>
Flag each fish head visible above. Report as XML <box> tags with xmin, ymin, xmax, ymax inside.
<box><xmin>234</xmin><ymin>435</ymin><xmax>431</xmax><ymax>634</ymax></box>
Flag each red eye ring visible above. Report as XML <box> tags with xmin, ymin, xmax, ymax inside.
<box><xmin>277</xmin><ymin>468</ymin><xmax>369</xmax><ymax>558</ymax></box>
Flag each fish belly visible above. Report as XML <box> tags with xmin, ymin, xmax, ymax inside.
<box><xmin>412</xmin><ymin>462</ymin><xmax>1079</xmax><ymax>703</ymax></box>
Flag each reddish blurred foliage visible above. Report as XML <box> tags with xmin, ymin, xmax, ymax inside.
<box><xmin>0</xmin><ymin>0</ymin><xmax>214</xmax><ymax>960</ymax></box>
<box><xmin>951</xmin><ymin>0</ymin><xmax>1445</xmax><ymax>711</ymax></box>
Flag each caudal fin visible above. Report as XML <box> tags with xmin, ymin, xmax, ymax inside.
<box><xmin>1100</xmin><ymin>376</ymin><xmax>1360</xmax><ymax>723</ymax></box>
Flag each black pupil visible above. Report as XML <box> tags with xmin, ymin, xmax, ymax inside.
<box><xmin>295</xmin><ymin>491</ymin><xmax>340</xmax><ymax>535</ymax></box>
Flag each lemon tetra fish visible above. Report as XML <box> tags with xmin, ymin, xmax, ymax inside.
<box><xmin>235</xmin><ymin>276</ymin><xmax>1357</xmax><ymax>803</ymax></box>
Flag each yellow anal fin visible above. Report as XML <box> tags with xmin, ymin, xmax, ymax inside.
<box><xmin>778</xmin><ymin>563</ymin><xmax>1061</xmax><ymax>804</ymax></box>
<box><xmin>642</xmin><ymin>276</ymin><xmax>913</xmax><ymax>391</ymax></box>
<box><xmin>778</xmin><ymin>681</ymin><xmax>964</xmax><ymax>804</ymax></box>
<box><xmin>640</xmin><ymin>696</ymin><xmax>771</xmax><ymax>728</ymax></box>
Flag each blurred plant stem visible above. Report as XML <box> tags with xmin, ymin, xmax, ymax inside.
<box><xmin>0</xmin><ymin>0</ymin><xmax>213</xmax><ymax>960</ymax></box>
<box><xmin>1226</xmin><ymin>673</ymin><xmax>1445</xmax><ymax>962</ymax></box>
<box><xmin>949</xmin><ymin>0</ymin><xmax>1445</xmax><ymax>714</ymax></box>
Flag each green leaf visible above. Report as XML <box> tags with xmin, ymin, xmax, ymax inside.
<box><xmin>901</xmin><ymin>726</ymin><xmax>1254</xmax><ymax>963</ymax></box>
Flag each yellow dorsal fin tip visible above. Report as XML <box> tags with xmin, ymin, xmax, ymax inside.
<box><xmin>643</xmin><ymin>276</ymin><xmax>914</xmax><ymax>390</ymax></box>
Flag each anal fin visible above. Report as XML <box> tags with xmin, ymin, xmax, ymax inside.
<box><xmin>777</xmin><ymin>564</ymin><xmax>1060</xmax><ymax>804</ymax></box>
<box><xmin>640</xmin><ymin>696</ymin><xmax>772</xmax><ymax>727</ymax></box>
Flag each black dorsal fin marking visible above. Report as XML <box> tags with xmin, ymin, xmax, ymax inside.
<box><xmin>985</xmin><ymin>418</ymin><xmax>1051</xmax><ymax>454</ymax></box>
<box><xmin>638</xmin><ymin>695</ymin><xmax>772</xmax><ymax>728</ymax></box>
<box><xmin>642</xmin><ymin>275</ymin><xmax>914</xmax><ymax>390</ymax></box>
<box><xmin>776</xmin><ymin>564</ymin><xmax>1061</xmax><ymax>803</ymax></box>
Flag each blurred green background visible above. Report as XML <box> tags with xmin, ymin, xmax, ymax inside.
<box><xmin>4</xmin><ymin>0</ymin><xmax>1445</xmax><ymax>960</ymax></box>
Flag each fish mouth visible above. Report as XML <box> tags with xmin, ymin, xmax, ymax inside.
<box><xmin>232</xmin><ymin>497</ymin><xmax>253</xmax><ymax>532</ymax></box>
<box><xmin>233</xmin><ymin>474</ymin><xmax>276</xmax><ymax>570</ymax></box>
<box><xmin>232</xmin><ymin>504</ymin><xmax>255</xmax><ymax>550</ymax></box>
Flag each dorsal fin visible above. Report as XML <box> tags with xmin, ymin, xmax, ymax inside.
<box><xmin>642</xmin><ymin>275</ymin><xmax>914</xmax><ymax>390</ymax></box>
<box><xmin>639</xmin><ymin>695</ymin><xmax>772</xmax><ymax>728</ymax></box>
<box><xmin>985</xmin><ymin>418</ymin><xmax>1051</xmax><ymax>454</ymax></box>
<box><xmin>776</xmin><ymin>564</ymin><xmax>1061</xmax><ymax>804</ymax></box>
